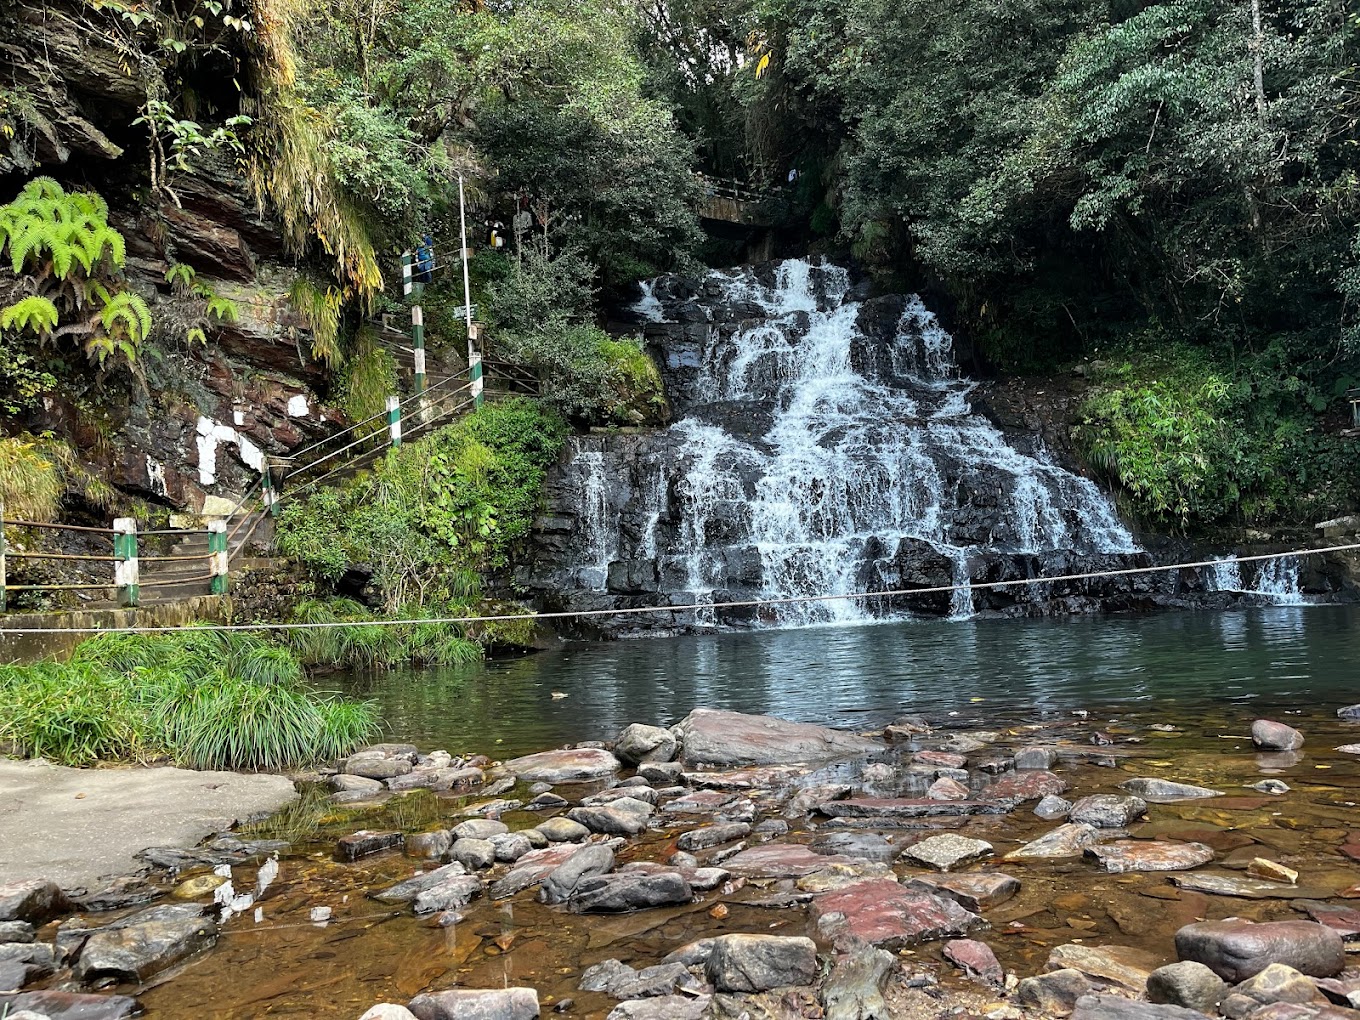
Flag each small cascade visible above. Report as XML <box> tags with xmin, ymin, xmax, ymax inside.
<box><xmin>1207</xmin><ymin>555</ymin><xmax>1307</xmax><ymax>605</ymax></box>
<box><xmin>529</xmin><ymin>258</ymin><xmax>1147</xmax><ymax>632</ymax></box>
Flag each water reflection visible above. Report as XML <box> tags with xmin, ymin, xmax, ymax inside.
<box><xmin>326</xmin><ymin>606</ymin><xmax>1360</xmax><ymax>757</ymax></box>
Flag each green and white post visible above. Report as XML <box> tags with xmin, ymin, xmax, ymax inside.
<box><xmin>208</xmin><ymin>519</ymin><xmax>229</xmax><ymax>595</ymax></box>
<box><xmin>261</xmin><ymin>461</ymin><xmax>279</xmax><ymax>517</ymax></box>
<box><xmin>0</xmin><ymin>499</ymin><xmax>7</xmax><ymax>613</ymax></box>
<box><xmin>113</xmin><ymin>517</ymin><xmax>139</xmax><ymax>608</ymax></box>
<box><xmin>387</xmin><ymin>394</ymin><xmax>402</xmax><ymax>448</ymax></box>
<box><xmin>458</xmin><ymin>173</ymin><xmax>484</xmax><ymax>409</ymax></box>
<box><xmin>412</xmin><ymin>303</ymin><xmax>426</xmax><ymax>398</ymax></box>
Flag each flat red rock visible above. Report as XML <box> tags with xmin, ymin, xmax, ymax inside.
<box><xmin>810</xmin><ymin>878</ymin><xmax>983</xmax><ymax>950</ymax></box>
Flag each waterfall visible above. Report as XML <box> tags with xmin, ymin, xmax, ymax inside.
<box><xmin>541</xmin><ymin>258</ymin><xmax>1142</xmax><ymax>629</ymax></box>
<box><xmin>1208</xmin><ymin>555</ymin><xmax>1306</xmax><ymax>605</ymax></box>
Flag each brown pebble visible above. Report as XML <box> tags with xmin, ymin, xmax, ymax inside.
<box><xmin>709</xmin><ymin>903</ymin><xmax>729</xmax><ymax>920</ymax></box>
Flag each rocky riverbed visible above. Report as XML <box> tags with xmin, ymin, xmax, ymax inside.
<box><xmin>10</xmin><ymin>703</ymin><xmax>1360</xmax><ymax>1020</ymax></box>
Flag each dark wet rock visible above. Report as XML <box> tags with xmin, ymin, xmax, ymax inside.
<box><xmin>820</xmin><ymin>798</ymin><xmax>1012</xmax><ymax>819</ymax></box>
<box><xmin>987</xmin><ymin>770</ymin><xmax>1068</xmax><ymax>802</ymax></box>
<box><xmin>373</xmin><ymin>863</ymin><xmax>469</xmax><ymax>904</ymax></box>
<box><xmin>1147</xmin><ymin>961</ymin><xmax>1228</xmax><ymax>1011</ymax></box>
<box><xmin>0</xmin><ymin>882</ymin><xmax>71</xmax><ymax>925</ymax></box>
<box><xmin>1234</xmin><ymin>964</ymin><xmax>1327</xmax><ymax>1007</ymax></box>
<box><xmin>1175</xmin><ymin>919</ymin><xmax>1345</xmax><ymax>981</ymax></box>
<box><xmin>405</xmin><ymin>831</ymin><xmax>452</xmax><ymax>860</ymax></box>
<box><xmin>675</xmin><ymin>708</ymin><xmax>880</xmax><ymax>767</ymax></box>
<box><xmin>452</xmin><ymin>819</ymin><xmax>509</xmax><ymax>841</ymax></box>
<box><xmin>1120</xmin><ymin>778</ymin><xmax>1224</xmax><ymax>801</ymax></box>
<box><xmin>975</xmin><ymin>756</ymin><xmax>1014</xmax><ymax>776</ymax></box>
<box><xmin>536</xmin><ymin>817</ymin><xmax>590</xmax><ymax>843</ymax></box>
<box><xmin>69</xmin><ymin>878</ymin><xmax>162</xmax><ymax>914</ymax></box>
<box><xmin>1036</xmin><ymin>794</ymin><xmax>1073</xmax><ymax>819</ymax></box>
<box><xmin>337</xmin><ymin>830</ymin><xmax>403</xmax><ymax>861</ymax></box>
<box><xmin>638</xmin><ymin>761</ymin><xmax>685</xmax><ymax>784</ymax></box>
<box><xmin>450</xmin><ymin>838</ymin><xmax>497</xmax><ymax>870</ymax></box>
<box><xmin>906</xmin><ymin>872</ymin><xmax>1020</xmax><ymax>912</ymax></box>
<box><xmin>1017</xmin><ymin>969</ymin><xmax>1097</xmax><ymax>1015</ymax></box>
<box><xmin>1047</xmin><ymin>944</ymin><xmax>1158</xmax><ymax>994</ymax></box>
<box><xmin>705</xmin><ymin>933</ymin><xmax>818</xmax><ymax>992</ymax></box>
<box><xmin>343</xmin><ymin>757</ymin><xmax>413</xmax><ymax>781</ymax></box>
<box><xmin>1252</xmin><ymin>720</ymin><xmax>1305</xmax><ymax>751</ymax></box>
<box><xmin>614</xmin><ymin>724</ymin><xmax>678</xmax><ymax>765</ymax></box>
<box><xmin>1005</xmin><ymin>822</ymin><xmax>1100</xmax><ymax>859</ymax></box>
<box><xmin>677</xmin><ymin>822</ymin><xmax>751</xmax><ymax>852</ymax></box>
<box><xmin>581</xmin><ymin>958</ymin><xmax>699</xmax><ymax>1000</ymax></box>
<box><xmin>1086</xmin><ymin>840</ymin><xmax>1215</xmax><ymax>873</ymax></box>
<box><xmin>568</xmin><ymin>802</ymin><xmax>653</xmax><ymax>836</ymax></box>
<box><xmin>407</xmin><ymin>987</ymin><xmax>539</xmax><ymax>1020</ymax></box>
<box><xmin>1069</xmin><ymin>795</ymin><xmax>1147</xmax><ymax>827</ymax></box>
<box><xmin>500</xmin><ymin>748</ymin><xmax>621</xmax><ymax>783</ymax></box>
<box><xmin>810</xmin><ymin>879</ymin><xmax>983</xmax><ymax>950</ymax></box>
<box><xmin>945</xmin><ymin>938</ymin><xmax>1003</xmax><ymax>985</ymax></box>
<box><xmin>812</xmin><ymin>833</ymin><xmax>897</xmax><ymax>865</ymax></box>
<box><xmin>0</xmin><ymin>942</ymin><xmax>56</xmax><ymax>989</ymax></box>
<box><xmin>898</xmin><ymin>834</ymin><xmax>992</xmax><ymax>871</ymax></box>
<box><xmin>580</xmin><ymin>958</ymin><xmax>635</xmax><ymax>992</ymax></box>
<box><xmin>73</xmin><ymin>906</ymin><xmax>217</xmax><ymax>984</ymax></box>
<box><xmin>1015</xmin><ymin>746</ymin><xmax>1060</xmax><ymax>770</ymax></box>
<box><xmin>0</xmin><ymin>991</ymin><xmax>141</xmax><ymax>1019</ymax></box>
<box><xmin>1171</xmin><ymin>875</ymin><xmax>1330</xmax><ymax>899</ymax></box>
<box><xmin>1070</xmin><ymin>993</ymin><xmax>1208</xmax><ymax>1020</ymax></box>
<box><xmin>0</xmin><ymin>923</ymin><xmax>34</xmax><ymax>945</ymax></box>
<box><xmin>540</xmin><ymin>845</ymin><xmax>617</xmax><ymax>905</ymax></box>
<box><xmin>821</xmin><ymin>946</ymin><xmax>894</xmax><ymax>1020</ymax></box>
<box><xmin>330</xmin><ymin>773</ymin><xmax>385</xmax><ymax>794</ymax></box>
<box><xmin>567</xmin><ymin>871</ymin><xmax>692</xmax><ymax>913</ymax></box>
<box><xmin>725</xmin><ymin>844</ymin><xmax>867</xmax><ymax>878</ymax></box>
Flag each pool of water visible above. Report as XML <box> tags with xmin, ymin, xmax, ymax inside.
<box><xmin>326</xmin><ymin>605</ymin><xmax>1360</xmax><ymax>757</ymax></box>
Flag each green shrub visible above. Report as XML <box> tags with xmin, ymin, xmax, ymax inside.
<box><xmin>2</xmin><ymin>632</ymin><xmax>379</xmax><ymax>769</ymax></box>
<box><xmin>281</xmin><ymin>597</ymin><xmax>484</xmax><ymax>668</ymax></box>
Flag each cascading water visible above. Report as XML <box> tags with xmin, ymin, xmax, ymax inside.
<box><xmin>528</xmin><ymin>258</ymin><xmax>1147</xmax><ymax>632</ymax></box>
<box><xmin>1207</xmin><ymin>555</ymin><xmax>1307</xmax><ymax>605</ymax></box>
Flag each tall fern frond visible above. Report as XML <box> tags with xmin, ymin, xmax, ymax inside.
<box><xmin>0</xmin><ymin>296</ymin><xmax>58</xmax><ymax>336</ymax></box>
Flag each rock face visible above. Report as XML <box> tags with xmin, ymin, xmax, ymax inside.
<box><xmin>810</xmin><ymin>879</ymin><xmax>983</xmax><ymax>950</ymax></box>
<box><xmin>705</xmin><ymin>934</ymin><xmax>818</xmax><ymax>992</ymax></box>
<box><xmin>1174</xmin><ymin>920</ymin><xmax>1345</xmax><ymax>981</ymax></box>
<box><xmin>674</xmin><ymin>709</ymin><xmax>881</xmax><ymax>766</ymax></box>
<box><xmin>1252</xmin><ymin>720</ymin><xmax>1305</xmax><ymax>751</ymax></box>
<box><xmin>500</xmin><ymin>748</ymin><xmax>621</xmax><ymax>783</ymax></box>
<box><xmin>407</xmin><ymin>987</ymin><xmax>540</xmax><ymax>1020</ymax></box>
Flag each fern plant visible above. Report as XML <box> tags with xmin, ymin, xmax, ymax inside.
<box><xmin>165</xmin><ymin>261</ymin><xmax>238</xmax><ymax>344</ymax></box>
<box><xmin>0</xmin><ymin>177</ymin><xmax>152</xmax><ymax>372</ymax></box>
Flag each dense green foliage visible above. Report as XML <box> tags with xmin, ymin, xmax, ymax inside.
<box><xmin>1079</xmin><ymin>343</ymin><xmax>1360</xmax><ymax>527</ymax></box>
<box><xmin>276</xmin><ymin>398</ymin><xmax>567</xmax><ymax>611</ymax></box>
<box><xmin>0</xmin><ymin>631</ymin><xmax>378</xmax><ymax>768</ymax></box>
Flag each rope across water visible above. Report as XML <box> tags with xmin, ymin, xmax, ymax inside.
<box><xmin>2</xmin><ymin>542</ymin><xmax>1357</xmax><ymax>635</ymax></box>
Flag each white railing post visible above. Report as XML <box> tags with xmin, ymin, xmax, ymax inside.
<box><xmin>387</xmin><ymin>395</ymin><xmax>402</xmax><ymax>448</ymax></box>
<box><xmin>113</xmin><ymin>517</ymin><xmax>139</xmax><ymax>608</ymax></box>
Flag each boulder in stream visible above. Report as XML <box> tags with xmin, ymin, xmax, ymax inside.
<box><xmin>613</xmin><ymin>724</ymin><xmax>678</xmax><ymax>764</ymax></box>
<box><xmin>705</xmin><ymin>933</ymin><xmax>818</xmax><ymax>992</ymax></box>
<box><xmin>0</xmin><ymin>881</ymin><xmax>71</xmax><ymax>925</ymax></box>
<box><xmin>1175</xmin><ymin>919</ymin><xmax>1345</xmax><ymax>981</ymax></box>
<box><xmin>499</xmin><ymin>748</ymin><xmax>621</xmax><ymax>783</ymax></box>
<box><xmin>1252</xmin><ymin>720</ymin><xmax>1305</xmax><ymax>751</ymax></box>
<box><xmin>73</xmin><ymin>904</ymin><xmax>217</xmax><ymax>984</ymax></box>
<box><xmin>674</xmin><ymin>708</ymin><xmax>880</xmax><ymax>766</ymax></box>
<box><xmin>407</xmin><ymin>987</ymin><xmax>539</xmax><ymax>1020</ymax></box>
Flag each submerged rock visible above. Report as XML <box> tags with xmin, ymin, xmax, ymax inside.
<box><xmin>373</xmin><ymin>863</ymin><xmax>469</xmax><ymax>904</ymax></box>
<box><xmin>567</xmin><ymin>871</ymin><xmax>692</xmax><ymax>913</ymax></box>
<box><xmin>1119</xmin><ymin>778</ymin><xmax>1224</xmax><ymax>800</ymax></box>
<box><xmin>705</xmin><ymin>933</ymin><xmax>818</xmax><ymax>992</ymax></box>
<box><xmin>412</xmin><ymin>876</ymin><xmax>483</xmax><ymax>915</ymax></box>
<box><xmin>906</xmin><ymin>872</ymin><xmax>1020</xmax><ymax>912</ymax></box>
<box><xmin>1171</xmin><ymin>874</ymin><xmax>1329</xmax><ymax>899</ymax></box>
<box><xmin>1174</xmin><ymin>919</ymin><xmax>1345</xmax><ymax>981</ymax></box>
<box><xmin>674</xmin><ymin>708</ymin><xmax>880</xmax><ymax>767</ymax></box>
<box><xmin>725</xmin><ymin>844</ymin><xmax>867</xmax><ymax>878</ymax></box>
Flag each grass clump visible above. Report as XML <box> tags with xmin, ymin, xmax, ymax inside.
<box><xmin>0</xmin><ymin>631</ymin><xmax>379</xmax><ymax>769</ymax></box>
<box><xmin>281</xmin><ymin>597</ymin><xmax>484</xmax><ymax>670</ymax></box>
